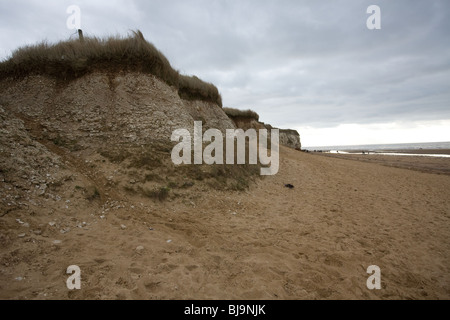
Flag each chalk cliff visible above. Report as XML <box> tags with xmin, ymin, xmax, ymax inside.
<box><xmin>223</xmin><ymin>108</ymin><xmax>301</xmax><ymax>150</ymax></box>
<box><xmin>0</xmin><ymin>30</ymin><xmax>300</xmax><ymax>215</ymax></box>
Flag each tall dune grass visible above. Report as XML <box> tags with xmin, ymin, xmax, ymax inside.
<box><xmin>0</xmin><ymin>30</ymin><xmax>222</xmax><ymax>106</ymax></box>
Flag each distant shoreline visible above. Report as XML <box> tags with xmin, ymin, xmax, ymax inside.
<box><xmin>369</xmin><ymin>149</ymin><xmax>450</xmax><ymax>155</ymax></box>
<box><xmin>343</xmin><ymin>149</ymin><xmax>449</xmax><ymax>156</ymax></box>
<box><xmin>310</xmin><ymin>150</ymin><xmax>450</xmax><ymax>175</ymax></box>
<box><xmin>304</xmin><ymin>141</ymin><xmax>450</xmax><ymax>154</ymax></box>
<box><xmin>304</xmin><ymin>148</ymin><xmax>450</xmax><ymax>157</ymax></box>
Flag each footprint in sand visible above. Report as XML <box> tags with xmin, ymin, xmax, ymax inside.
<box><xmin>322</xmin><ymin>254</ymin><xmax>344</xmax><ymax>267</ymax></box>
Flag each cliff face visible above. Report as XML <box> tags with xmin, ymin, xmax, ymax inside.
<box><xmin>0</xmin><ymin>71</ymin><xmax>264</xmax><ymax>212</ymax></box>
<box><xmin>0</xmin><ymin>71</ymin><xmax>300</xmax><ymax>217</ymax></box>
<box><xmin>0</xmin><ymin>72</ymin><xmax>234</xmax><ymax>148</ymax></box>
<box><xmin>279</xmin><ymin>129</ymin><xmax>302</xmax><ymax>150</ymax></box>
<box><xmin>226</xmin><ymin>116</ymin><xmax>266</xmax><ymax>131</ymax></box>
<box><xmin>226</xmin><ymin>115</ymin><xmax>301</xmax><ymax>150</ymax></box>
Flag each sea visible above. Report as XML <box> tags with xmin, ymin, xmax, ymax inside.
<box><xmin>303</xmin><ymin>141</ymin><xmax>450</xmax><ymax>158</ymax></box>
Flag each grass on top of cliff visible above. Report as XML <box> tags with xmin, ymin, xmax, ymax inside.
<box><xmin>0</xmin><ymin>30</ymin><xmax>222</xmax><ymax>106</ymax></box>
<box><xmin>223</xmin><ymin>107</ymin><xmax>260</xmax><ymax>121</ymax></box>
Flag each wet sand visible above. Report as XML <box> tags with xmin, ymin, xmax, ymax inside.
<box><xmin>379</xmin><ymin>149</ymin><xmax>450</xmax><ymax>155</ymax></box>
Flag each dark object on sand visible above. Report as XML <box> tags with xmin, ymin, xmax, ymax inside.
<box><xmin>285</xmin><ymin>184</ymin><xmax>294</xmax><ymax>189</ymax></box>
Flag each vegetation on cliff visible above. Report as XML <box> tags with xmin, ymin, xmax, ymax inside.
<box><xmin>223</xmin><ymin>107</ymin><xmax>260</xmax><ymax>121</ymax></box>
<box><xmin>0</xmin><ymin>30</ymin><xmax>222</xmax><ymax>106</ymax></box>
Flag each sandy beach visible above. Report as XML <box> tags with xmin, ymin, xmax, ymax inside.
<box><xmin>314</xmin><ymin>150</ymin><xmax>450</xmax><ymax>176</ymax></box>
<box><xmin>1</xmin><ymin>145</ymin><xmax>449</xmax><ymax>300</ymax></box>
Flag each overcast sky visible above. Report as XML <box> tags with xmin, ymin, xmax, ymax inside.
<box><xmin>1</xmin><ymin>0</ymin><xmax>449</xmax><ymax>146</ymax></box>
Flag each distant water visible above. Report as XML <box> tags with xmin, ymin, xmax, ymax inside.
<box><xmin>304</xmin><ymin>141</ymin><xmax>450</xmax><ymax>151</ymax></box>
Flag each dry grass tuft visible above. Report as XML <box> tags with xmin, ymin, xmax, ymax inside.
<box><xmin>223</xmin><ymin>107</ymin><xmax>259</xmax><ymax>121</ymax></box>
<box><xmin>179</xmin><ymin>75</ymin><xmax>222</xmax><ymax>107</ymax></box>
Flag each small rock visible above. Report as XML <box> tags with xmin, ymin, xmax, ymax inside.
<box><xmin>120</xmin><ymin>224</ymin><xmax>127</xmax><ymax>230</ymax></box>
<box><xmin>52</xmin><ymin>240</ymin><xmax>62</xmax><ymax>245</ymax></box>
<box><xmin>231</xmin><ymin>211</ymin><xmax>237</xmax><ymax>215</ymax></box>
<box><xmin>48</xmin><ymin>221</ymin><xmax>56</xmax><ymax>227</ymax></box>
<box><xmin>166</xmin><ymin>239</ymin><xmax>172</xmax><ymax>243</ymax></box>
<box><xmin>18</xmin><ymin>233</ymin><xmax>26</xmax><ymax>238</ymax></box>
<box><xmin>131</xmin><ymin>273</ymin><xmax>140</xmax><ymax>280</ymax></box>
<box><xmin>136</xmin><ymin>245</ymin><xmax>144</xmax><ymax>251</ymax></box>
<box><xmin>15</xmin><ymin>277</ymin><xmax>23</xmax><ymax>281</ymax></box>
<box><xmin>60</xmin><ymin>227</ymin><xmax>71</xmax><ymax>234</ymax></box>
<box><xmin>148</xmin><ymin>227</ymin><xmax>154</xmax><ymax>231</ymax></box>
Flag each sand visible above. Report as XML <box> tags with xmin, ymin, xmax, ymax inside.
<box><xmin>1</xmin><ymin>146</ymin><xmax>449</xmax><ymax>300</ymax></box>
<box><xmin>315</xmin><ymin>150</ymin><xmax>450</xmax><ymax>176</ymax></box>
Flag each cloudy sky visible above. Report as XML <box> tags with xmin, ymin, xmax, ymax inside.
<box><xmin>1</xmin><ymin>0</ymin><xmax>449</xmax><ymax>147</ymax></box>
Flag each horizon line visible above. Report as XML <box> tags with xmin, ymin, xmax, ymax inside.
<box><xmin>303</xmin><ymin>140</ymin><xmax>450</xmax><ymax>149</ymax></box>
